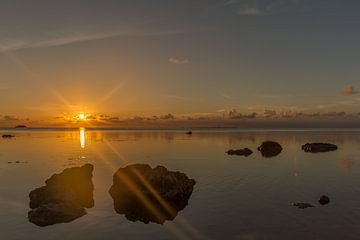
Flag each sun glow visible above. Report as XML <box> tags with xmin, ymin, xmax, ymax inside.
<box><xmin>79</xmin><ymin>113</ymin><xmax>86</xmax><ymax>120</ymax></box>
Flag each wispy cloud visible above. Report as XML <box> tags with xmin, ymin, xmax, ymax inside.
<box><xmin>168</xmin><ymin>57</ymin><xmax>190</xmax><ymax>65</ymax></box>
<box><xmin>226</xmin><ymin>0</ymin><xmax>309</xmax><ymax>16</ymax></box>
<box><xmin>219</xmin><ymin>92</ymin><xmax>232</xmax><ymax>99</ymax></box>
<box><xmin>238</xmin><ymin>7</ymin><xmax>265</xmax><ymax>16</ymax></box>
<box><xmin>0</xmin><ymin>29</ymin><xmax>190</xmax><ymax>52</ymax></box>
<box><xmin>340</xmin><ymin>85</ymin><xmax>358</xmax><ymax>95</ymax></box>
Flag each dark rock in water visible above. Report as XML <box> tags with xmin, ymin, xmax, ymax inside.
<box><xmin>2</xmin><ymin>134</ymin><xmax>15</xmax><ymax>138</ymax></box>
<box><xmin>226</xmin><ymin>148</ymin><xmax>253</xmax><ymax>157</ymax></box>
<box><xmin>28</xmin><ymin>164</ymin><xmax>94</xmax><ymax>227</ymax></box>
<box><xmin>292</xmin><ymin>202</ymin><xmax>315</xmax><ymax>209</ymax></box>
<box><xmin>318</xmin><ymin>195</ymin><xmax>330</xmax><ymax>205</ymax></box>
<box><xmin>109</xmin><ymin>164</ymin><xmax>196</xmax><ymax>224</ymax></box>
<box><xmin>257</xmin><ymin>141</ymin><xmax>282</xmax><ymax>157</ymax></box>
<box><xmin>28</xmin><ymin>199</ymin><xmax>87</xmax><ymax>227</ymax></box>
<box><xmin>15</xmin><ymin>125</ymin><xmax>27</xmax><ymax>128</ymax></box>
<box><xmin>186</xmin><ymin>131</ymin><xmax>192</xmax><ymax>135</ymax></box>
<box><xmin>302</xmin><ymin>143</ymin><xmax>338</xmax><ymax>153</ymax></box>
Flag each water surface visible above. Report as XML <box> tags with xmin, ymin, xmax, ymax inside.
<box><xmin>1</xmin><ymin>130</ymin><xmax>360</xmax><ymax>240</ymax></box>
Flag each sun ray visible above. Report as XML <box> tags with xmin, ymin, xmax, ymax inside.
<box><xmin>102</xmin><ymin>138</ymin><xmax>208</xmax><ymax>240</ymax></box>
<box><xmin>95</xmin><ymin>80</ymin><xmax>128</xmax><ymax>107</ymax></box>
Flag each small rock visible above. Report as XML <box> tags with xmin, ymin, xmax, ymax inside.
<box><xmin>302</xmin><ymin>143</ymin><xmax>338</xmax><ymax>153</ymax></box>
<box><xmin>15</xmin><ymin>161</ymin><xmax>20</xmax><ymax>163</ymax></box>
<box><xmin>186</xmin><ymin>131</ymin><xmax>192</xmax><ymax>135</ymax></box>
<box><xmin>2</xmin><ymin>134</ymin><xmax>15</xmax><ymax>138</ymax></box>
<box><xmin>257</xmin><ymin>141</ymin><xmax>282</xmax><ymax>157</ymax></box>
<box><xmin>292</xmin><ymin>202</ymin><xmax>315</xmax><ymax>209</ymax></box>
<box><xmin>318</xmin><ymin>195</ymin><xmax>330</xmax><ymax>205</ymax></box>
<box><xmin>226</xmin><ymin>148</ymin><xmax>253</xmax><ymax>157</ymax></box>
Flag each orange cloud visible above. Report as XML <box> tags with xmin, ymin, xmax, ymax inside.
<box><xmin>340</xmin><ymin>85</ymin><xmax>358</xmax><ymax>95</ymax></box>
<box><xmin>168</xmin><ymin>57</ymin><xmax>190</xmax><ymax>65</ymax></box>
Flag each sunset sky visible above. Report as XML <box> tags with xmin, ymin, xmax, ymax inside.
<box><xmin>0</xmin><ymin>0</ymin><xmax>359</xmax><ymax>128</ymax></box>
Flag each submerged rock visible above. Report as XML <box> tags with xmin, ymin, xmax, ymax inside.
<box><xmin>292</xmin><ymin>202</ymin><xmax>315</xmax><ymax>209</ymax></box>
<box><xmin>302</xmin><ymin>143</ymin><xmax>338</xmax><ymax>153</ymax></box>
<box><xmin>28</xmin><ymin>164</ymin><xmax>94</xmax><ymax>227</ymax></box>
<box><xmin>2</xmin><ymin>134</ymin><xmax>15</xmax><ymax>138</ymax></box>
<box><xmin>109</xmin><ymin>164</ymin><xmax>196</xmax><ymax>224</ymax></box>
<box><xmin>186</xmin><ymin>131</ymin><xmax>192</xmax><ymax>135</ymax></box>
<box><xmin>318</xmin><ymin>195</ymin><xmax>330</xmax><ymax>205</ymax></box>
<box><xmin>226</xmin><ymin>148</ymin><xmax>253</xmax><ymax>157</ymax></box>
<box><xmin>257</xmin><ymin>141</ymin><xmax>282</xmax><ymax>157</ymax></box>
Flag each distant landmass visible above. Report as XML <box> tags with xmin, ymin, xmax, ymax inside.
<box><xmin>15</xmin><ymin>125</ymin><xmax>27</xmax><ymax>129</ymax></box>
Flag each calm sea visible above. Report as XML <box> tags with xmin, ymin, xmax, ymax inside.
<box><xmin>1</xmin><ymin>129</ymin><xmax>360</xmax><ymax>240</ymax></box>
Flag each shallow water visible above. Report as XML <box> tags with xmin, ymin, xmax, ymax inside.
<box><xmin>1</xmin><ymin>130</ymin><xmax>360</xmax><ymax>240</ymax></box>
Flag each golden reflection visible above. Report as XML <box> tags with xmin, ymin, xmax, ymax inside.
<box><xmin>80</xmin><ymin>128</ymin><xmax>85</xmax><ymax>148</ymax></box>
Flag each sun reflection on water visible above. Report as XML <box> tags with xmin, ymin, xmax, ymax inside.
<box><xmin>80</xmin><ymin>128</ymin><xmax>85</xmax><ymax>148</ymax></box>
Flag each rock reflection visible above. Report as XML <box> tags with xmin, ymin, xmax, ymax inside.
<box><xmin>28</xmin><ymin>164</ymin><xmax>94</xmax><ymax>227</ymax></box>
<box><xmin>109</xmin><ymin>164</ymin><xmax>196</xmax><ymax>224</ymax></box>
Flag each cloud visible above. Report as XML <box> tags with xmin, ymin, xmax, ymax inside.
<box><xmin>226</xmin><ymin>0</ymin><xmax>309</xmax><ymax>16</ymax></box>
<box><xmin>322</xmin><ymin>111</ymin><xmax>346</xmax><ymax>117</ymax></box>
<box><xmin>340</xmin><ymin>85</ymin><xmax>358</xmax><ymax>95</ymax></box>
<box><xmin>0</xmin><ymin>29</ymin><xmax>190</xmax><ymax>52</ymax></box>
<box><xmin>0</xmin><ymin>115</ymin><xmax>31</xmax><ymax>123</ymax></box>
<box><xmin>159</xmin><ymin>113</ymin><xmax>175</xmax><ymax>120</ymax></box>
<box><xmin>238</xmin><ymin>7</ymin><xmax>264</xmax><ymax>16</ymax></box>
<box><xmin>219</xmin><ymin>93</ymin><xmax>232</xmax><ymax>99</ymax></box>
<box><xmin>3</xmin><ymin>115</ymin><xmax>19</xmax><ymax>121</ymax></box>
<box><xmin>168</xmin><ymin>57</ymin><xmax>190</xmax><ymax>65</ymax></box>
<box><xmin>263</xmin><ymin>109</ymin><xmax>277</xmax><ymax>118</ymax></box>
<box><xmin>227</xmin><ymin>109</ymin><xmax>257</xmax><ymax>119</ymax></box>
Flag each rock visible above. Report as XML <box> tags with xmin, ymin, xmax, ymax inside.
<box><xmin>186</xmin><ymin>131</ymin><xmax>192</xmax><ymax>135</ymax></box>
<box><xmin>318</xmin><ymin>195</ymin><xmax>330</xmax><ymax>205</ymax></box>
<box><xmin>28</xmin><ymin>164</ymin><xmax>94</xmax><ymax>226</ymax></box>
<box><xmin>109</xmin><ymin>164</ymin><xmax>196</xmax><ymax>224</ymax></box>
<box><xmin>302</xmin><ymin>143</ymin><xmax>338</xmax><ymax>153</ymax></box>
<box><xmin>226</xmin><ymin>148</ymin><xmax>253</xmax><ymax>157</ymax></box>
<box><xmin>28</xmin><ymin>200</ymin><xmax>86</xmax><ymax>227</ymax></box>
<box><xmin>15</xmin><ymin>125</ymin><xmax>27</xmax><ymax>129</ymax></box>
<box><xmin>257</xmin><ymin>141</ymin><xmax>282</xmax><ymax>157</ymax></box>
<box><xmin>292</xmin><ymin>202</ymin><xmax>314</xmax><ymax>209</ymax></box>
<box><xmin>2</xmin><ymin>134</ymin><xmax>15</xmax><ymax>138</ymax></box>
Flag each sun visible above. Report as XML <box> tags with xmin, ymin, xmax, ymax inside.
<box><xmin>79</xmin><ymin>113</ymin><xmax>86</xmax><ymax>120</ymax></box>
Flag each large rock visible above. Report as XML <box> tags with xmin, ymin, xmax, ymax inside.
<box><xmin>28</xmin><ymin>164</ymin><xmax>94</xmax><ymax>227</ymax></box>
<box><xmin>226</xmin><ymin>148</ymin><xmax>253</xmax><ymax>157</ymax></box>
<box><xmin>257</xmin><ymin>141</ymin><xmax>282</xmax><ymax>157</ymax></box>
<box><xmin>302</xmin><ymin>143</ymin><xmax>338</xmax><ymax>153</ymax></box>
<box><xmin>109</xmin><ymin>164</ymin><xmax>196</xmax><ymax>224</ymax></box>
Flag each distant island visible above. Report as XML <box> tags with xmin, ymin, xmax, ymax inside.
<box><xmin>15</xmin><ymin>125</ymin><xmax>27</xmax><ymax>129</ymax></box>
